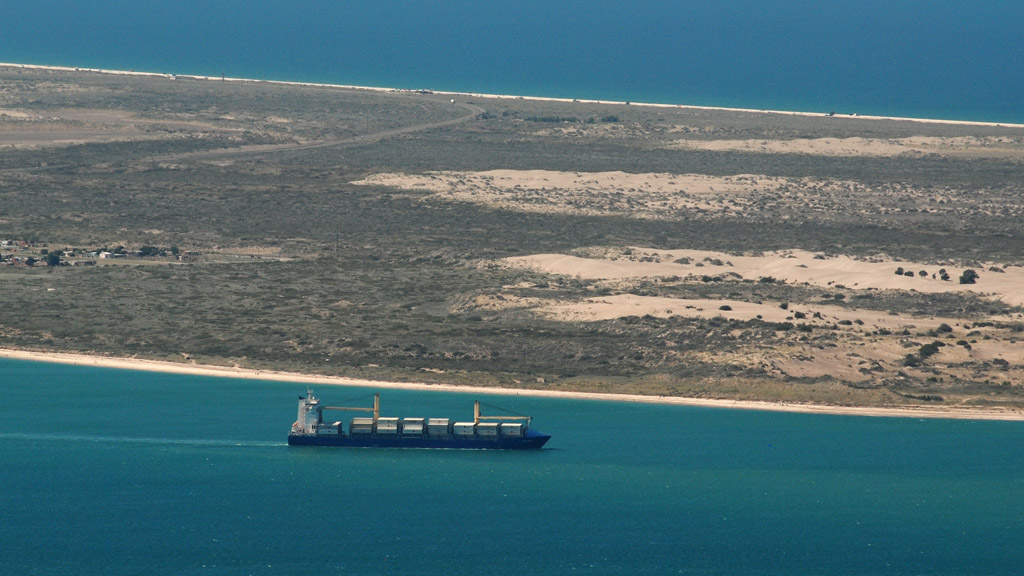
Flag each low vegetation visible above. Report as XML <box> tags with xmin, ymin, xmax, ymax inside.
<box><xmin>2</xmin><ymin>65</ymin><xmax>1023</xmax><ymax>409</ymax></box>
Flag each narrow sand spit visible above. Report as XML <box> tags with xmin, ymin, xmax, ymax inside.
<box><xmin>3</xmin><ymin>348</ymin><xmax>1022</xmax><ymax>420</ymax></box>
<box><xmin>7</xmin><ymin>62</ymin><xmax>1024</xmax><ymax>129</ymax></box>
<box><xmin>666</xmin><ymin>135</ymin><xmax>1024</xmax><ymax>158</ymax></box>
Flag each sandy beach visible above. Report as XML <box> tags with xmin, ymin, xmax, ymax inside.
<box><xmin>4</xmin><ymin>347</ymin><xmax>1022</xmax><ymax>421</ymax></box>
<box><xmin>4</xmin><ymin>61</ymin><xmax>1023</xmax><ymax>129</ymax></box>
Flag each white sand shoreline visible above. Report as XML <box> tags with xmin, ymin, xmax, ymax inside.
<box><xmin>3</xmin><ymin>348</ymin><xmax>1022</xmax><ymax>421</ymax></box>
<box><xmin>3</xmin><ymin>61</ymin><xmax>1023</xmax><ymax>129</ymax></box>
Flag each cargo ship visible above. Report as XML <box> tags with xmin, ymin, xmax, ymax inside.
<box><xmin>288</xmin><ymin>390</ymin><xmax>551</xmax><ymax>449</ymax></box>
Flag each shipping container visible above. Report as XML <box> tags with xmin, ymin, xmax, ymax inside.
<box><xmin>401</xmin><ymin>418</ymin><xmax>425</xmax><ymax>435</ymax></box>
<box><xmin>316</xmin><ymin>422</ymin><xmax>342</xmax><ymax>435</ymax></box>
<box><xmin>453</xmin><ymin>422</ymin><xmax>476</xmax><ymax>436</ymax></box>
<box><xmin>427</xmin><ymin>418</ymin><xmax>451</xmax><ymax>435</ymax></box>
<box><xmin>376</xmin><ymin>417</ymin><xmax>400</xmax><ymax>434</ymax></box>
<box><xmin>350</xmin><ymin>417</ymin><xmax>375</xmax><ymax>434</ymax></box>
<box><xmin>500</xmin><ymin>423</ymin><xmax>524</xmax><ymax>436</ymax></box>
<box><xmin>476</xmin><ymin>422</ymin><xmax>500</xmax><ymax>436</ymax></box>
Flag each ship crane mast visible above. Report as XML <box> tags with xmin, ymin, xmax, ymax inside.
<box><xmin>474</xmin><ymin>401</ymin><xmax>532</xmax><ymax>427</ymax></box>
<box><xmin>321</xmin><ymin>393</ymin><xmax>380</xmax><ymax>422</ymax></box>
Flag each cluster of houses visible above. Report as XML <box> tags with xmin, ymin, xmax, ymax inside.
<box><xmin>2</xmin><ymin>239</ymin><xmax>197</xmax><ymax>267</ymax></box>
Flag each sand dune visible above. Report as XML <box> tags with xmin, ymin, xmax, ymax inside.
<box><xmin>486</xmin><ymin>248</ymin><xmax>1024</xmax><ymax>392</ymax></box>
<box><xmin>505</xmin><ymin>248</ymin><xmax>1024</xmax><ymax>307</ymax></box>
<box><xmin>352</xmin><ymin>170</ymin><xmax>865</xmax><ymax>219</ymax></box>
<box><xmin>524</xmin><ymin>293</ymin><xmax>947</xmax><ymax>331</ymax></box>
<box><xmin>353</xmin><ymin>169</ymin><xmax>1023</xmax><ymax>228</ymax></box>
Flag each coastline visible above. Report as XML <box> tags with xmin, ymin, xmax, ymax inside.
<box><xmin>4</xmin><ymin>61</ymin><xmax>1023</xmax><ymax>422</ymax></box>
<box><xmin>4</xmin><ymin>61</ymin><xmax>1023</xmax><ymax>129</ymax></box>
<box><xmin>3</xmin><ymin>348</ymin><xmax>1022</xmax><ymax>421</ymax></box>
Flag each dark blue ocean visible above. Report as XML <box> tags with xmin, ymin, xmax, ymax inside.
<box><xmin>1</xmin><ymin>1</ymin><xmax>1022</xmax><ymax>123</ymax></box>
<box><xmin>2</xmin><ymin>357</ymin><xmax>1024</xmax><ymax>575</ymax></box>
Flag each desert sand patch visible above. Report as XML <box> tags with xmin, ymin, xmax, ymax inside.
<box><xmin>490</xmin><ymin>247</ymin><xmax>1024</xmax><ymax>386</ymax></box>
<box><xmin>0</xmin><ymin>108</ymin><xmax>147</xmax><ymax>148</ymax></box>
<box><xmin>352</xmin><ymin>169</ymin><xmax>1022</xmax><ymax>223</ymax></box>
<box><xmin>529</xmin><ymin>293</ymin><xmax>943</xmax><ymax>330</ymax></box>
<box><xmin>666</xmin><ymin>135</ymin><xmax>1024</xmax><ymax>158</ymax></box>
<box><xmin>352</xmin><ymin>170</ymin><xmax>867</xmax><ymax>219</ymax></box>
<box><xmin>504</xmin><ymin>248</ymin><xmax>1024</xmax><ymax>306</ymax></box>
<box><xmin>0</xmin><ymin>107</ymin><xmax>240</xmax><ymax>148</ymax></box>
<box><xmin>0</xmin><ymin>108</ymin><xmax>41</xmax><ymax>120</ymax></box>
<box><xmin>472</xmin><ymin>285</ymin><xmax>1023</xmax><ymax>386</ymax></box>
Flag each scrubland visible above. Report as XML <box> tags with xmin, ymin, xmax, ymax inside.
<box><xmin>2</xmin><ymin>65</ymin><xmax>1023</xmax><ymax>412</ymax></box>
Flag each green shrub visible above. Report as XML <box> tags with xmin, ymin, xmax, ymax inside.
<box><xmin>918</xmin><ymin>341</ymin><xmax>945</xmax><ymax>359</ymax></box>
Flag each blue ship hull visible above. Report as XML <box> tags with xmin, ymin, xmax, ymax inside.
<box><xmin>289</xmin><ymin>390</ymin><xmax>551</xmax><ymax>449</ymax></box>
<box><xmin>288</xmin><ymin>429</ymin><xmax>551</xmax><ymax>450</ymax></box>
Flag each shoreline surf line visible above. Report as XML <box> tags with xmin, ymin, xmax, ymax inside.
<box><xmin>3</xmin><ymin>61</ymin><xmax>1023</xmax><ymax>129</ymax></box>
<box><xmin>3</xmin><ymin>348</ymin><xmax>1023</xmax><ymax>421</ymax></box>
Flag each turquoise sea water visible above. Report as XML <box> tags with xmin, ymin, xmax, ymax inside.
<box><xmin>2</xmin><ymin>358</ymin><xmax>1024</xmax><ymax>575</ymax></box>
<box><xmin>1</xmin><ymin>1</ymin><xmax>1022</xmax><ymax>123</ymax></box>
